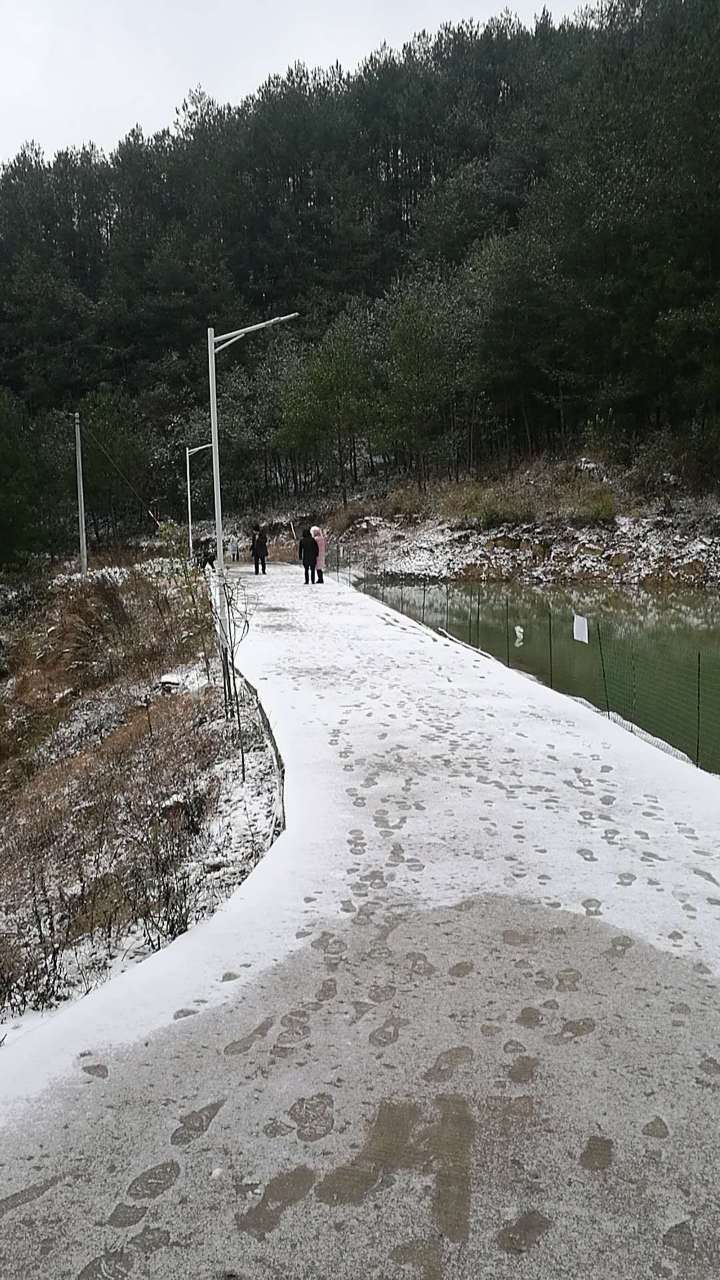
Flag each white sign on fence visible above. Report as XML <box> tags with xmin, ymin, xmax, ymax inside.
<box><xmin>573</xmin><ymin>614</ymin><xmax>589</xmax><ymax>644</ymax></box>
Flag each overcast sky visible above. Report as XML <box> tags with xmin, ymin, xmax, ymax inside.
<box><xmin>0</xmin><ymin>0</ymin><xmax>580</xmax><ymax>164</ymax></box>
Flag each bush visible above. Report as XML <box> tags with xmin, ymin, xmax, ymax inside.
<box><xmin>0</xmin><ymin>933</ymin><xmax>24</xmax><ymax>1017</ymax></box>
<box><xmin>479</xmin><ymin>495</ymin><xmax>535</xmax><ymax>527</ymax></box>
<box><xmin>436</xmin><ymin>465</ymin><xmax>619</xmax><ymax>527</ymax></box>
<box><xmin>677</xmin><ymin>418</ymin><xmax>720</xmax><ymax>492</ymax></box>
<box><xmin>380</xmin><ymin>487</ymin><xmax>428</xmax><ymax>519</ymax></box>
<box><xmin>328</xmin><ymin>500</ymin><xmax>370</xmax><ymax>535</ymax></box>
<box><xmin>0</xmin><ymin>688</ymin><xmax>230</xmax><ymax>1017</ymax></box>
<box><xmin>626</xmin><ymin>435</ymin><xmax>673</xmax><ymax>496</ymax></box>
<box><xmin>584</xmin><ymin>486</ymin><xmax>617</xmax><ymax>523</ymax></box>
<box><xmin>437</xmin><ymin>479</ymin><xmax>535</xmax><ymax>526</ymax></box>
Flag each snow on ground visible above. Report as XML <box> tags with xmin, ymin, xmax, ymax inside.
<box><xmin>337</xmin><ymin>511</ymin><xmax>720</xmax><ymax>585</ymax></box>
<box><xmin>48</xmin><ymin>556</ymin><xmax>174</xmax><ymax>590</ymax></box>
<box><xmin>1</xmin><ymin>564</ymin><xmax>719</xmax><ymax>1114</ymax></box>
<box><xmin>32</xmin><ymin>680</ymin><xmax>150</xmax><ymax>765</ymax></box>
<box><xmin>0</xmin><ymin>661</ymin><xmax>280</xmax><ymax>1054</ymax></box>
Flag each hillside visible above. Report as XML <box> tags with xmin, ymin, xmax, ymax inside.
<box><xmin>253</xmin><ymin>457</ymin><xmax>720</xmax><ymax>588</ymax></box>
<box><xmin>0</xmin><ymin>555</ymin><xmax>280</xmax><ymax>1035</ymax></box>
<box><xmin>1</xmin><ymin>0</ymin><xmax>719</xmax><ymax>564</ymax></box>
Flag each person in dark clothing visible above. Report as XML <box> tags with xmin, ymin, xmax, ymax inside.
<box><xmin>299</xmin><ymin>528</ymin><xmax>319</xmax><ymax>584</ymax></box>
<box><xmin>251</xmin><ymin>524</ymin><xmax>268</xmax><ymax>575</ymax></box>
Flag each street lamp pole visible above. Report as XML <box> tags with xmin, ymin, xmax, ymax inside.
<box><xmin>186</xmin><ymin>447</ymin><xmax>192</xmax><ymax>559</ymax></box>
<box><xmin>74</xmin><ymin>411</ymin><xmax>88</xmax><ymax>577</ymax></box>
<box><xmin>185</xmin><ymin>442</ymin><xmax>212</xmax><ymax>560</ymax></box>
<box><xmin>207</xmin><ymin>327</ymin><xmax>224</xmax><ymax>592</ymax></box>
<box><xmin>206</xmin><ymin>311</ymin><xmax>299</xmax><ymax>654</ymax></box>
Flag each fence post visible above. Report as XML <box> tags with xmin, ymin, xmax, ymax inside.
<box><xmin>467</xmin><ymin>591</ymin><xmax>473</xmax><ymax>643</ymax></box>
<box><xmin>336</xmin><ymin>544</ymin><xmax>340</xmax><ymax>582</ymax></box>
<box><xmin>381</xmin><ymin>570</ymin><xmax>386</xmax><ymax>602</ymax></box>
<box><xmin>400</xmin><ymin>576</ymin><xmax>405</xmax><ymax>614</ymax></box>
<box><xmin>505</xmin><ymin>597</ymin><xmax>511</xmax><ymax>667</ymax></box>
<box><xmin>630</xmin><ymin>641</ymin><xmax>637</xmax><ymax>731</ymax></box>
<box><xmin>597</xmin><ymin>622</ymin><xmax>610</xmax><ymax>716</ymax></box>
<box><xmin>445</xmin><ymin>581</ymin><xmax>450</xmax><ymax>631</ymax></box>
<box><xmin>421</xmin><ymin>577</ymin><xmax>427</xmax><ymax>624</ymax></box>
<box><xmin>548</xmin><ymin>606</ymin><xmax>553</xmax><ymax>689</ymax></box>
<box><xmin>475</xmin><ymin>587</ymin><xmax>480</xmax><ymax>650</ymax></box>
<box><xmin>691</xmin><ymin>655</ymin><xmax>696</xmax><ymax>762</ymax></box>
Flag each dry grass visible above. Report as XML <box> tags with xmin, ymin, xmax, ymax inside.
<box><xmin>268</xmin><ymin>540</ymin><xmax>302</xmax><ymax>565</ymax></box>
<box><xmin>0</xmin><ymin>558</ymin><xmax>240</xmax><ymax>1017</ymax></box>
<box><xmin>1</xmin><ymin>561</ymin><xmax>214</xmax><ymax>797</ymax></box>
<box><xmin>321</xmin><ymin>461</ymin><xmax>619</xmax><ymax>533</ymax></box>
<box><xmin>433</xmin><ymin>465</ymin><xmax>618</xmax><ymax>526</ymax></box>
<box><xmin>327</xmin><ymin>500</ymin><xmax>379</xmax><ymax>535</ymax></box>
<box><xmin>0</xmin><ymin>683</ymin><xmax>240</xmax><ymax>1016</ymax></box>
<box><xmin>82</xmin><ymin>543</ymin><xmax>161</xmax><ymax>570</ymax></box>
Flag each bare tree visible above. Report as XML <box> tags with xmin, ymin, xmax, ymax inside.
<box><xmin>211</xmin><ymin>575</ymin><xmax>253</xmax><ymax>781</ymax></box>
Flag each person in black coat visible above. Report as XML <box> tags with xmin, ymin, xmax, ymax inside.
<box><xmin>298</xmin><ymin>529</ymin><xmax>319</xmax><ymax>584</ymax></box>
<box><xmin>251</xmin><ymin>524</ymin><xmax>268</xmax><ymax>575</ymax></box>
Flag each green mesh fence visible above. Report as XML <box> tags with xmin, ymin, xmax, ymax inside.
<box><xmin>355</xmin><ymin>561</ymin><xmax>720</xmax><ymax>778</ymax></box>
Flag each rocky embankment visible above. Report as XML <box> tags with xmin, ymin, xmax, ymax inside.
<box><xmin>339</xmin><ymin>513</ymin><xmax>720</xmax><ymax>587</ymax></box>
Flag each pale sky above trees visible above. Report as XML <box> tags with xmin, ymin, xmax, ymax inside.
<box><xmin>0</xmin><ymin>0</ymin><xmax>578</xmax><ymax>161</ymax></box>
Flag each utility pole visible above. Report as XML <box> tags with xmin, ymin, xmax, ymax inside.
<box><xmin>185</xmin><ymin>442</ymin><xmax>212</xmax><ymax>561</ymax></box>
<box><xmin>186</xmin><ymin>447</ymin><xmax>193</xmax><ymax>560</ymax></box>
<box><xmin>74</xmin><ymin>411</ymin><xmax>88</xmax><ymax>576</ymax></box>
<box><xmin>206</xmin><ymin>312</ymin><xmax>299</xmax><ymax>657</ymax></box>
<box><xmin>207</xmin><ymin>328</ymin><xmax>225</xmax><ymax>591</ymax></box>
<box><xmin>207</xmin><ymin>326</ymin><xmax>228</xmax><ymax>653</ymax></box>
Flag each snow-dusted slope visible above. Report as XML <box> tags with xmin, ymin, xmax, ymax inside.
<box><xmin>2</xmin><ymin>564</ymin><xmax>719</xmax><ymax>1112</ymax></box>
<box><xmin>2</xmin><ymin>565</ymin><xmax>720</xmax><ymax>1280</ymax></box>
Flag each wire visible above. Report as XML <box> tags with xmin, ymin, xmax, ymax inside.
<box><xmin>79</xmin><ymin>419</ymin><xmax>161</xmax><ymax>528</ymax></box>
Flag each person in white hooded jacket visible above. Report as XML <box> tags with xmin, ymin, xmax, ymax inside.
<box><xmin>311</xmin><ymin>525</ymin><xmax>327</xmax><ymax>583</ymax></box>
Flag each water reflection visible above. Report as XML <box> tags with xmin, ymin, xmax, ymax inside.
<box><xmin>364</xmin><ymin>577</ymin><xmax>720</xmax><ymax>775</ymax></box>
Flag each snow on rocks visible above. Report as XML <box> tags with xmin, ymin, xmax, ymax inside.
<box><xmin>339</xmin><ymin>511</ymin><xmax>720</xmax><ymax>586</ymax></box>
<box><xmin>49</xmin><ymin>557</ymin><xmax>174</xmax><ymax>591</ymax></box>
<box><xmin>159</xmin><ymin>665</ymin><xmax>208</xmax><ymax>696</ymax></box>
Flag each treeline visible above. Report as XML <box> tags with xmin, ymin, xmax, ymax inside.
<box><xmin>2</xmin><ymin>0</ymin><xmax>720</xmax><ymax>560</ymax></box>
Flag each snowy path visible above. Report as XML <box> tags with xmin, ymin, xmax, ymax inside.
<box><xmin>2</xmin><ymin>564</ymin><xmax>720</xmax><ymax>1278</ymax></box>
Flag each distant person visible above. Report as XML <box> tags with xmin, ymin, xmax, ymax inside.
<box><xmin>311</xmin><ymin>525</ymin><xmax>327</xmax><ymax>584</ymax></box>
<box><xmin>298</xmin><ymin>528</ymin><xmax>319</xmax><ymax>584</ymax></box>
<box><xmin>229</xmin><ymin>532</ymin><xmax>240</xmax><ymax>563</ymax></box>
<box><xmin>251</xmin><ymin>523</ymin><xmax>268</xmax><ymax>575</ymax></box>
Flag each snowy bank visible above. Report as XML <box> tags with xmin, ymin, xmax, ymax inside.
<box><xmin>1</xmin><ymin>564</ymin><xmax>719</xmax><ymax>1118</ymax></box>
<box><xmin>337</xmin><ymin>511</ymin><xmax>720</xmax><ymax>587</ymax></box>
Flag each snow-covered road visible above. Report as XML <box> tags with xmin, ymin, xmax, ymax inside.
<box><xmin>2</xmin><ymin>564</ymin><xmax>719</xmax><ymax>1278</ymax></box>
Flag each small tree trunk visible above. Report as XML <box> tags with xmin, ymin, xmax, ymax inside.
<box><xmin>521</xmin><ymin>395</ymin><xmax>533</xmax><ymax>455</ymax></box>
<box><xmin>337</xmin><ymin>430</ymin><xmax>347</xmax><ymax>507</ymax></box>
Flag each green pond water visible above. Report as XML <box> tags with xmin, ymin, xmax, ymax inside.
<box><xmin>363</xmin><ymin>578</ymin><xmax>720</xmax><ymax>776</ymax></box>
